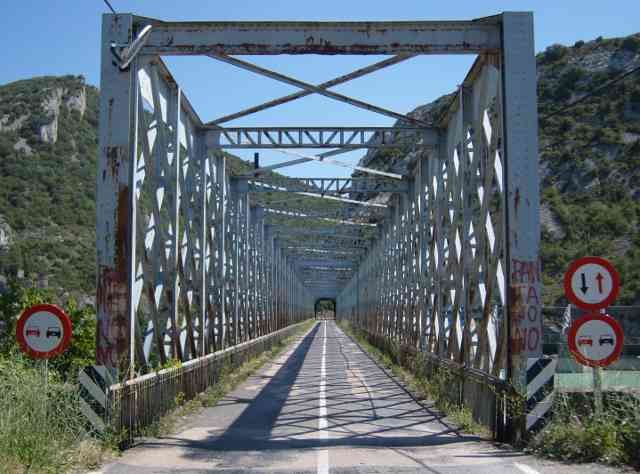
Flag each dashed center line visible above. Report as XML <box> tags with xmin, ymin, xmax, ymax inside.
<box><xmin>318</xmin><ymin>321</ymin><xmax>329</xmax><ymax>474</ymax></box>
<box><xmin>514</xmin><ymin>462</ymin><xmax>541</xmax><ymax>474</ymax></box>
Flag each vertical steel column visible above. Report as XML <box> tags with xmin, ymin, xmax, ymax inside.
<box><xmin>197</xmin><ymin>130</ymin><xmax>208</xmax><ymax>356</ymax></box>
<box><xmin>243</xmin><ymin>196</ymin><xmax>250</xmax><ymax>340</ymax></box>
<box><xmin>417</xmin><ymin>148</ymin><xmax>429</xmax><ymax>351</ymax></box>
<box><xmin>434</xmin><ymin>135</ymin><xmax>446</xmax><ymax>356</ymax></box>
<box><xmin>501</xmin><ymin>11</ymin><xmax>542</xmax><ymax>391</ymax></box>
<box><xmin>264</xmin><ymin>225</ymin><xmax>274</xmax><ymax>334</ymax></box>
<box><xmin>500</xmin><ymin>12</ymin><xmax>541</xmax><ymax>442</ymax></box>
<box><xmin>168</xmin><ymin>86</ymin><xmax>182</xmax><ymax>364</ymax></box>
<box><xmin>214</xmin><ymin>148</ymin><xmax>227</xmax><ymax>349</ymax></box>
<box><xmin>460</xmin><ymin>87</ymin><xmax>474</xmax><ymax>367</ymax></box>
<box><xmin>273</xmin><ymin>234</ymin><xmax>278</xmax><ymax>330</ymax></box>
<box><xmin>96</xmin><ymin>14</ymin><xmax>137</xmax><ymax>377</ymax></box>
<box><xmin>230</xmin><ymin>181</ymin><xmax>240</xmax><ymax>345</ymax></box>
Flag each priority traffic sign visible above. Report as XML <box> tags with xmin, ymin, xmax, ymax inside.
<box><xmin>567</xmin><ymin>313</ymin><xmax>624</xmax><ymax>368</ymax></box>
<box><xmin>564</xmin><ymin>256</ymin><xmax>620</xmax><ymax>310</ymax></box>
<box><xmin>16</xmin><ymin>304</ymin><xmax>72</xmax><ymax>359</ymax></box>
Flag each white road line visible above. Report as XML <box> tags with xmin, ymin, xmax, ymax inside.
<box><xmin>514</xmin><ymin>462</ymin><xmax>541</xmax><ymax>474</ymax></box>
<box><xmin>318</xmin><ymin>321</ymin><xmax>329</xmax><ymax>474</ymax></box>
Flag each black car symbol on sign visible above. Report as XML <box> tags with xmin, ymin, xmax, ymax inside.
<box><xmin>46</xmin><ymin>327</ymin><xmax>61</xmax><ymax>338</ymax></box>
<box><xmin>599</xmin><ymin>334</ymin><xmax>615</xmax><ymax>346</ymax></box>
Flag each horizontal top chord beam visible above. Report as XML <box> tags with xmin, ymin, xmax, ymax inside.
<box><xmin>270</xmin><ymin>229</ymin><xmax>376</xmax><ymax>240</ymax></box>
<box><xmin>206</xmin><ymin>127</ymin><xmax>429</xmax><ymax>149</ymax></box>
<box><xmin>135</xmin><ymin>16</ymin><xmax>501</xmax><ymax>55</ymax></box>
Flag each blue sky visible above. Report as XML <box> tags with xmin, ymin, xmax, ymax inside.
<box><xmin>1</xmin><ymin>1</ymin><xmax>638</xmax><ymax>178</ymax></box>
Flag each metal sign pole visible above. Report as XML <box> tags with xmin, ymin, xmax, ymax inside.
<box><xmin>592</xmin><ymin>365</ymin><xmax>603</xmax><ymax>416</ymax></box>
<box><xmin>593</xmin><ymin>307</ymin><xmax>606</xmax><ymax>416</ymax></box>
<box><xmin>42</xmin><ymin>359</ymin><xmax>48</xmax><ymax>417</ymax></box>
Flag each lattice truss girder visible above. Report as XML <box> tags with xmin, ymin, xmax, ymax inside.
<box><xmin>209</xmin><ymin>127</ymin><xmax>425</xmax><ymax>149</ymax></box>
<box><xmin>337</xmin><ymin>55</ymin><xmax>526</xmax><ymax>378</ymax></box>
<box><xmin>98</xmin><ymin>13</ymin><xmax>540</xmax><ymax>390</ymax></box>
<box><xmin>97</xmin><ymin>54</ymin><xmax>313</xmax><ymax>374</ymax></box>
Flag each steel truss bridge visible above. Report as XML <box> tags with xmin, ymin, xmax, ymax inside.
<box><xmin>96</xmin><ymin>11</ymin><xmax>542</xmax><ymax>441</ymax></box>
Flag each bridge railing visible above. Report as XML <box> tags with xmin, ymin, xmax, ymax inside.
<box><xmin>350</xmin><ymin>327</ymin><xmax>517</xmax><ymax>440</ymax></box>
<box><xmin>106</xmin><ymin>321</ymin><xmax>308</xmax><ymax>441</ymax></box>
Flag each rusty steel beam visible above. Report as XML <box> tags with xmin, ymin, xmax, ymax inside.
<box><xmin>269</xmin><ymin>226</ymin><xmax>376</xmax><ymax>239</ymax></box>
<box><xmin>242</xmin><ymin>148</ymin><xmax>357</xmax><ymax>176</ymax></box>
<box><xmin>284</xmin><ymin>246</ymin><xmax>366</xmax><ymax>254</ymax></box>
<box><xmin>138</xmin><ymin>18</ymin><xmax>501</xmax><ymax>55</ymax></box>
<box><xmin>207</xmin><ymin>53</ymin><xmax>429</xmax><ymax>127</ymax></box>
<box><xmin>207</xmin><ymin>54</ymin><xmax>416</xmax><ymax>125</ymax></box>
<box><xmin>273</xmin><ymin>149</ymin><xmax>404</xmax><ymax>179</ymax></box>
<box><xmin>244</xmin><ymin>176</ymin><xmax>409</xmax><ymax>194</ymax></box>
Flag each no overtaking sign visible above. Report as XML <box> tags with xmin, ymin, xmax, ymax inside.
<box><xmin>567</xmin><ymin>313</ymin><xmax>624</xmax><ymax>368</ymax></box>
<box><xmin>563</xmin><ymin>256</ymin><xmax>620</xmax><ymax>310</ymax></box>
<box><xmin>16</xmin><ymin>304</ymin><xmax>72</xmax><ymax>359</ymax></box>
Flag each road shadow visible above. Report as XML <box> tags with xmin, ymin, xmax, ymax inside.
<box><xmin>132</xmin><ymin>321</ymin><xmax>491</xmax><ymax>466</ymax></box>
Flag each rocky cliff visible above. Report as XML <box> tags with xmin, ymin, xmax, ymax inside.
<box><xmin>0</xmin><ymin>75</ymin><xmax>99</xmax><ymax>296</ymax></box>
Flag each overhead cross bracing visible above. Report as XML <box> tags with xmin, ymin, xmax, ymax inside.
<box><xmin>240</xmin><ymin>176</ymin><xmax>409</xmax><ymax>195</ymax></box>
<box><xmin>209</xmin><ymin>127</ymin><xmax>430</xmax><ymax>149</ymax></box>
<box><xmin>98</xmin><ymin>11</ymin><xmax>541</xmax><ymax>442</ymax></box>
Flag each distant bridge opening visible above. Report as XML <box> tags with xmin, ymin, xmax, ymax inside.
<box><xmin>315</xmin><ymin>299</ymin><xmax>336</xmax><ymax>320</ymax></box>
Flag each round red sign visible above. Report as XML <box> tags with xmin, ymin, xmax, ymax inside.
<box><xmin>16</xmin><ymin>304</ymin><xmax>72</xmax><ymax>359</ymax></box>
<box><xmin>567</xmin><ymin>313</ymin><xmax>624</xmax><ymax>368</ymax></box>
<box><xmin>563</xmin><ymin>256</ymin><xmax>620</xmax><ymax>310</ymax></box>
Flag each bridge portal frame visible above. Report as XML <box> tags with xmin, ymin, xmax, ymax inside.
<box><xmin>97</xmin><ymin>12</ymin><xmax>541</xmax><ymax>440</ymax></box>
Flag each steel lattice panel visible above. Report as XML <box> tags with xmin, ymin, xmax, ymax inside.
<box><xmin>337</xmin><ymin>59</ymin><xmax>513</xmax><ymax>378</ymax></box>
<box><xmin>97</xmin><ymin>49</ymin><xmax>313</xmax><ymax>374</ymax></box>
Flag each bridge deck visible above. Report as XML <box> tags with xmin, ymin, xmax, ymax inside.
<box><xmin>97</xmin><ymin>322</ymin><xmax>608</xmax><ymax>473</ymax></box>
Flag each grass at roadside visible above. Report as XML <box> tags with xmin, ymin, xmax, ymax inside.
<box><xmin>336</xmin><ymin>320</ymin><xmax>487</xmax><ymax>436</ymax></box>
<box><xmin>527</xmin><ymin>391</ymin><xmax>640</xmax><ymax>468</ymax></box>
<box><xmin>141</xmin><ymin>320</ymin><xmax>317</xmax><ymax>438</ymax></box>
<box><xmin>0</xmin><ymin>355</ymin><xmax>113</xmax><ymax>474</ymax></box>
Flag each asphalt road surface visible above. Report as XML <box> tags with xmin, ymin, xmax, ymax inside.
<box><xmin>96</xmin><ymin>321</ymin><xmax>621</xmax><ymax>473</ymax></box>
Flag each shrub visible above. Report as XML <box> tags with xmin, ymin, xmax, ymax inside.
<box><xmin>544</xmin><ymin>44</ymin><xmax>569</xmax><ymax>63</ymax></box>
<box><xmin>530</xmin><ymin>392</ymin><xmax>640</xmax><ymax>468</ymax></box>
<box><xmin>621</xmin><ymin>36</ymin><xmax>640</xmax><ymax>52</ymax></box>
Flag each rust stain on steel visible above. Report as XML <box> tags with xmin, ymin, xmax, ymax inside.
<box><xmin>96</xmin><ymin>185</ymin><xmax>131</xmax><ymax>367</ymax></box>
<box><xmin>508</xmin><ymin>284</ymin><xmax>524</xmax><ymax>355</ymax></box>
<box><xmin>105</xmin><ymin>145</ymin><xmax>122</xmax><ymax>180</ymax></box>
<box><xmin>107</xmin><ymin>98</ymin><xmax>115</xmax><ymax>142</ymax></box>
<box><xmin>115</xmin><ymin>186</ymin><xmax>130</xmax><ymax>276</ymax></box>
<box><xmin>96</xmin><ymin>267</ymin><xmax>129</xmax><ymax>366</ymax></box>
<box><xmin>173</xmin><ymin>43</ymin><xmax>493</xmax><ymax>55</ymax></box>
